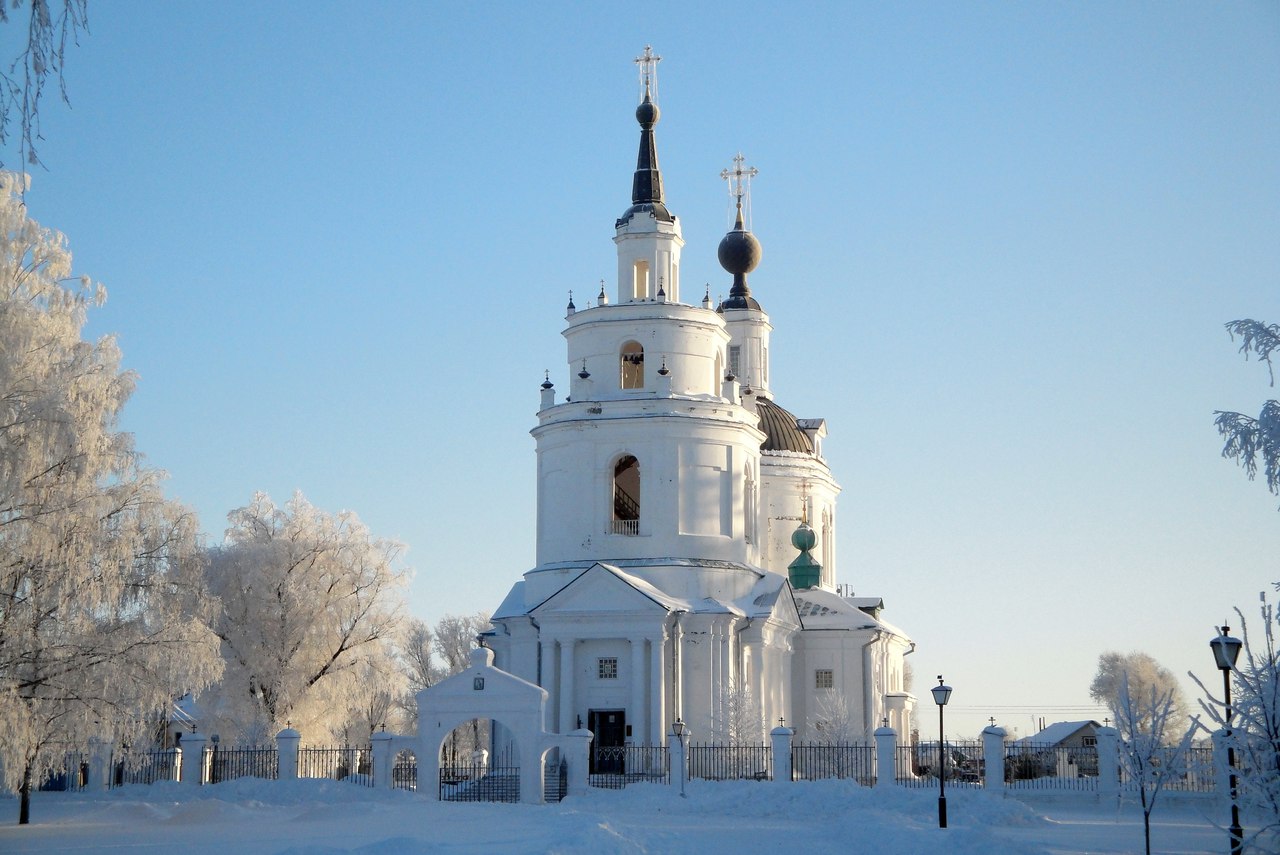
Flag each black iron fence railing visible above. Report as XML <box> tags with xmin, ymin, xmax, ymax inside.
<box><xmin>1118</xmin><ymin>744</ymin><xmax>1215</xmax><ymax>794</ymax></box>
<box><xmin>209</xmin><ymin>745</ymin><xmax>278</xmax><ymax>783</ymax></box>
<box><xmin>297</xmin><ymin>746</ymin><xmax>372</xmax><ymax>785</ymax></box>
<box><xmin>589</xmin><ymin>745</ymin><xmax>669</xmax><ymax>788</ymax></box>
<box><xmin>791</xmin><ymin>742</ymin><xmax>876</xmax><ymax>784</ymax></box>
<box><xmin>687</xmin><ymin>744</ymin><xmax>771</xmax><ymax>781</ymax></box>
<box><xmin>895</xmin><ymin>743</ymin><xmax>984</xmax><ymax>789</ymax></box>
<box><xmin>438</xmin><ymin>764</ymin><xmax>520</xmax><ymax>802</ymax></box>
<box><xmin>391</xmin><ymin>751</ymin><xmax>417</xmax><ymax>791</ymax></box>
<box><xmin>1005</xmin><ymin>741</ymin><xmax>1098</xmax><ymax>791</ymax></box>
<box><xmin>111</xmin><ymin>749</ymin><xmax>181</xmax><ymax>787</ymax></box>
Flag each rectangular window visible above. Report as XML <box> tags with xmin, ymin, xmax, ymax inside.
<box><xmin>728</xmin><ymin>345</ymin><xmax>741</xmax><ymax>379</ymax></box>
<box><xmin>815</xmin><ymin>669</ymin><xmax>834</xmax><ymax>690</ymax></box>
<box><xmin>598</xmin><ymin>657</ymin><xmax>618</xmax><ymax>680</ymax></box>
<box><xmin>1082</xmin><ymin>736</ymin><xmax>1097</xmax><ymax>747</ymax></box>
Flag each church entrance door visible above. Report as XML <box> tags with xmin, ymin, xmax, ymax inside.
<box><xmin>588</xmin><ymin>709</ymin><xmax>627</xmax><ymax>773</ymax></box>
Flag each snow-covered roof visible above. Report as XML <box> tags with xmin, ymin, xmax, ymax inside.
<box><xmin>491</xmin><ymin>581</ymin><xmax>528</xmax><ymax>620</ymax></box>
<box><xmin>1021</xmin><ymin>720</ymin><xmax>1102</xmax><ymax>746</ymax></box>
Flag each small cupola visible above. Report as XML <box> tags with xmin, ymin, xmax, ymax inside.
<box><xmin>787</xmin><ymin>512</ymin><xmax>821</xmax><ymax>590</ymax></box>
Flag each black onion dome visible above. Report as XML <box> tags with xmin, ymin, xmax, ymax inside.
<box><xmin>636</xmin><ymin>99</ymin><xmax>659</xmax><ymax>127</ymax></box>
<box><xmin>756</xmin><ymin>398</ymin><xmax>813</xmax><ymax>454</ymax></box>
<box><xmin>718</xmin><ymin>229</ymin><xmax>762</xmax><ymax>276</ymax></box>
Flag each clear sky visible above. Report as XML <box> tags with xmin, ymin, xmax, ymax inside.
<box><xmin>8</xmin><ymin>1</ymin><xmax>1277</xmax><ymax>739</ymax></box>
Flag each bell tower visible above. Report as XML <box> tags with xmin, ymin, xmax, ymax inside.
<box><xmin>614</xmin><ymin>45</ymin><xmax>684</xmax><ymax>304</ymax></box>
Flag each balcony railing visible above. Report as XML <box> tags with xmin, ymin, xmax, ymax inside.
<box><xmin>611</xmin><ymin>518</ymin><xmax>639</xmax><ymax>536</ymax></box>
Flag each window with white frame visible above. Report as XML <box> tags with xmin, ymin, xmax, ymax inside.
<box><xmin>598</xmin><ymin>657</ymin><xmax>618</xmax><ymax>679</ymax></box>
<box><xmin>815</xmin><ymin>669</ymin><xmax>834</xmax><ymax>690</ymax></box>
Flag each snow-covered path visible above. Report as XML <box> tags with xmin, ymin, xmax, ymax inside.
<box><xmin>0</xmin><ymin>779</ymin><xmax>1236</xmax><ymax>854</ymax></box>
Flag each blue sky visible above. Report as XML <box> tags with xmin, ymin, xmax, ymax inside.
<box><xmin>9</xmin><ymin>1</ymin><xmax>1278</xmax><ymax>737</ymax></box>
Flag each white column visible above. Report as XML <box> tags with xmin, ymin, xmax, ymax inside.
<box><xmin>650</xmin><ymin>631</ymin><xmax>666</xmax><ymax>745</ymax></box>
<box><xmin>630</xmin><ymin>637</ymin><xmax>648</xmax><ymax>745</ymax></box>
<box><xmin>981</xmin><ymin>726</ymin><xmax>1007</xmax><ymax>792</ymax></box>
<box><xmin>559</xmin><ymin>640</ymin><xmax>576</xmax><ymax>734</ymax></box>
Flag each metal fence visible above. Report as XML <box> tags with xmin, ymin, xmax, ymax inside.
<box><xmin>111</xmin><ymin>749</ymin><xmax>181</xmax><ymax>787</ymax></box>
<box><xmin>589</xmin><ymin>745</ymin><xmax>669</xmax><ymax>789</ymax></box>
<box><xmin>392</xmin><ymin>750</ymin><xmax>417</xmax><ymax>791</ymax></box>
<box><xmin>1119</xmin><ymin>744</ymin><xmax>1216</xmax><ymax>794</ymax></box>
<box><xmin>688</xmin><ymin>744</ymin><xmax>772</xmax><ymax>781</ymax></box>
<box><xmin>791</xmin><ymin>742</ymin><xmax>875</xmax><ymax>784</ymax></box>
<box><xmin>895</xmin><ymin>742</ymin><xmax>984</xmax><ymax>789</ymax></box>
<box><xmin>39</xmin><ymin>750</ymin><xmax>88</xmax><ymax>791</ymax></box>
<box><xmin>1005</xmin><ymin>742</ymin><xmax>1099</xmax><ymax>791</ymax></box>
<box><xmin>545</xmin><ymin>758</ymin><xmax>568</xmax><ymax>802</ymax></box>
<box><xmin>298</xmin><ymin>746</ymin><xmax>372</xmax><ymax>785</ymax></box>
<box><xmin>209</xmin><ymin>745</ymin><xmax>277</xmax><ymax>783</ymax></box>
<box><xmin>438</xmin><ymin>763</ymin><xmax>520</xmax><ymax>802</ymax></box>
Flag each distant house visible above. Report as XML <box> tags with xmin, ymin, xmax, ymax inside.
<box><xmin>1011</xmin><ymin>720</ymin><xmax>1103</xmax><ymax>779</ymax></box>
<box><xmin>1022</xmin><ymin>720</ymin><xmax>1103</xmax><ymax>750</ymax></box>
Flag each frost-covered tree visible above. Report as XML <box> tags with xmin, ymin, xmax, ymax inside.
<box><xmin>0</xmin><ymin>171</ymin><xmax>222</xmax><ymax>823</ymax></box>
<box><xmin>0</xmin><ymin>1</ymin><xmax>88</xmax><ymax>167</ymax></box>
<box><xmin>1090</xmin><ymin>651</ymin><xmax>1190</xmax><ymax>738</ymax></box>
<box><xmin>715</xmin><ymin>676</ymin><xmax>763</xmax><ymax>744</ymax></box>
<box><xmin>199</xmin><ymin>492</ymin><xmax>408</xmax><ymax>743</ymax></box>
<box><xmin>432</xmin><ymin>612</ymin><xmax>489</xmax><ymax>762</ymax></box>
<box><xmin>339</xmin><ymin>649</ymin><xmax>405</xmax><ymax>743</ymax></box>
<box><xmin>808</xmin><ymin>690</ymin><xmax>858</xmax><ymax>745</ymax></box>
<box><xmin>1190</xmin><ymin>593</ymin><xmax>1280</xmax><ymax>850</ymax></box>
<box><xmin>1215</xmin><ymin>319</ymin><xmax>1280</xmax><ymax>508</ymax></box>
<box><xmin>393</xmin><ymin>617</ymin><xmax>441</xmax><ymax>731</ymax></box>
<box><xmin>1113</xmin><ymin>672</ymin><xmax>1200</xmax><ymax>855</ymax></box>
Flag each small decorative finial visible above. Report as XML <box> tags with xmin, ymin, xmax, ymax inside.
<box><xmin>597</xmin><ymin>278</ymin><xmax>609</xmax><ymax>306</ymax></box>
<box><xmin>657</xmin><ymin>275</ymin><xmax>665</xmax><ymax>299</ymax></box>
<box><xmin>778</xmin><ymin>716</ymin><xmax>786</xmax><ymax>728</ymax></box>
<box><xmin>883</xmin><ymin>717</ymin><xmax>890</xmax><ymax>728</ymax></box>
<box><xmin>989</xmin><ymin>717</ymin><xmax>996</xmax><ymax>727</ymax></box>
<box><xmin>658</xmin><ymin>356</ymin><xmax>669</xmax><ymax>376</ymax></box>
<box><xmin>541</xmin><ymin>370</ymin><xmax>553</xmax><ymax>390</ymax></box>
<box><xmin>578</xmin><ymin>359</ymin><xmax>590</xmax><ymax>380</ymax></box>
<box><xmin>702</xmin><ymin>284</ymin><xmax>712</xmax><ymax>309</ymax></box>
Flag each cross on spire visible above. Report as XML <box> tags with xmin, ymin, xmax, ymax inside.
<box><xmin>635</xmin><ymin>45</ymin><xmax>661</xmax><ymax>102</ymax></box>
<box><xmin>720</xmin><ymin>152</ymin><xmax>758</xmax><ymax>230</ymax></box>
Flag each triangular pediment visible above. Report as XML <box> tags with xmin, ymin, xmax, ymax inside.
<box><xmin>531</xmin><ymin>563</ymin><xmax>679</xmax><ymax>616</ymax></box>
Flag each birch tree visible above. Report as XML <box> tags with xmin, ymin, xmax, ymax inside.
<box><xmin>0</xmin><ymin>1</ymin><xmax>89</xmax><ymax>167</ymax></box>
<box><xmin>1216</xmin><ymin>319</ymin><xmax>1280</xmax><ymax>508</ymax></box>
<box><xmin>0</xmin><ymin>171</ymin><xmax>222</xmax><ymax>823</ymax></box>
<box><xmin>1113</xmin><ymin>672</ymin><xmax>1200</xmax><ymax>855</ymax></box>
<box><xmin>199</xmin><ymin>492</ymin><xmax>407</xmax><ymax>743</ymax></box>
<box><xmin>1090</xmin><ymin>651</ymin><xmax>1190</xmax><ymax>737</ymax></box>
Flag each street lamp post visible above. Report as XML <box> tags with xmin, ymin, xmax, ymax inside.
<box><xmin>931</xmin><ymin>676</ymin><xmax>953</xmax><ymax>829</ymax></box>
<box><xmin>673</xmin><ymin>718</ymin><xmax>687</xmax><ymax>798</ymax></box>
<box><xmin>1211</xmin><ymin>626</ymin><xmax>1244</xmax><ymax>855</ymax></box>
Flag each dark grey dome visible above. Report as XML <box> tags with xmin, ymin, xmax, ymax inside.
<box><xmin>636</xmin><ymin>99</ymin><xmax>659</xmax><ymax>127</ymax></box>
<box><xmin>756</xmin><ymin>398</ymin><xmax>813</xmax><ymax>454</ymax></box>
<box><xmin>718</xmin><ymin>229</ymin><xmax>762</xmax><ymax>276</ymax></box>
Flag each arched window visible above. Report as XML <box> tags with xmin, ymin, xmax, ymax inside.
<box><xmin>620</xmin><ymin>341</ymin><xmax>644</xmax><ymax>389</ymax></box>
<box><xmin>612</xmin><ymin>455</ymin><xmax>640</xmax><ymax>535</ymax></box>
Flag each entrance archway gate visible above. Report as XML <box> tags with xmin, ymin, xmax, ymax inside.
<box><xmin>371</xmin><ymin>648</ymin><xmax>591</xmax><ymax>804</ymax></box>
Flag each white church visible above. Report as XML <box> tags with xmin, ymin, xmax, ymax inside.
<box><xmin>484</xmin><ymin>48</ymin><xmax>914</xmax><ymax>758</ymax></box>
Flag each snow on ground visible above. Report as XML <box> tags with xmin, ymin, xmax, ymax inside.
<box><xmin>0</xmin><ymin>778</ymin><xmax>1237</xmax><ymax>854</ymax></box>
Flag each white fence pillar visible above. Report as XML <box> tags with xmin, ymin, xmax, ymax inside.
<box><xmin>770</xmin><ymin>726</ymin><xmax>794</xmax><ymax>782</ymax></box>
<box><xmin>87</xmin><ymin>737</ymin><xmax>111</xmax><ymax>792</ymax></box>
<box><xmin>180</xmin><ymin>733</ymin><xmax>206</xmax><ymax>786</ymax></box>
<box><xmin>982</xmin><ymin>725</ymin><xmax>1006</xmax><ymax>792</ymax></box>
<box><xmin>563</xmin><ymin>729</ymin><xmax>592</xmax><ymax>797</ymax></box>
<box><xmin>371</xmin><ymin>731</ymin><xmax>393</xmax><ymax>789</ymax></box>
<box><xmin>1095</xmin><ymin>725</ymin><xmax>1119</xmax><ymax>798</ymax></box>
<box><xmin>670</xmin><ymin>729</ymin><xmax>688</xmax><ymax>792</ymax></box>
<box><xmin>874</xmin><ymin>725</ymin><xmax>897</xmax><ymax>788</ymax></box>
<box><xmin>276</xmin><ymin>727</ymin><xmax>301</xmax><ymax>780</ymax></box>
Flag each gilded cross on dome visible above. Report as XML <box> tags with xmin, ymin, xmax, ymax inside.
<box><xmin>635</xmin><ymin>45</ymin><xmax>661</xmax><ymax>100</ymax></box>
<box><xmin>720</xmin><ymin>153</ymin><xmax>758</xmax><ymax>205</ymax></box>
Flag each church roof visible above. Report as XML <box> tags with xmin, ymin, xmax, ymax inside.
<box><xmin>756</xmin><ymin>397</ymin><xmax>814</xmax><ymax>454</ymax></box>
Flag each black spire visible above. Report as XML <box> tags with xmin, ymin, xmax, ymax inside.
<box><xmin>618</xmin><ymin>46</ymin><xmax>673</xmax><ymax>228</ymax></box>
